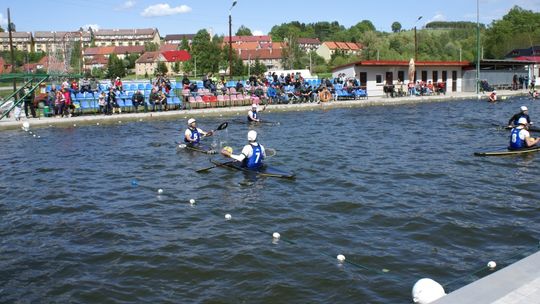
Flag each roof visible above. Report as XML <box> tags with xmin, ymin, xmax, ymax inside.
<box><xmin>505</xmin><ymin>46</ymin><xmax>540</xmax><ymax>58</ymax></box>
<box><xmin>164</xmin><ymin>34</ymin><xmax>195</xmax><ymax>41</ymax></box>
<box><xmin>513</xmin><ymin>56</ymin><xmax>540</xmax><ymax>63</ymax></box>
<box><xmin>161</xmin><ymin>50</ymin><xmax>191</xmax><ymax>62</ymax></box>
<box><xmin>239</xmin><ymin>49</ymin><xmax>282</xmax><ymax>60</ymax></box>
<box><xmin>34</xmin><ymin>31</ymin><xmax>91</xmax><ymax>39</ymax></box>
<box><xmin>83</xmin><ymin>46</ymin><xmax>144</xmax><ymax>56</ymax></box>
<box><xmin>0</xmin><ymin>32</ymin><xmax>33</xmax><ymax>39</ymax></box>
<box><xmin>94</xmin><ymin>28</ymin><xmax>157</xmax><ymax>37</ymax></box>
<box><xmin>323</xmin><ymin>41</ymin><xmax>363</xmax><ymax>50</ymax></box>
<box><xmin>86</xmin><ymin>55</ymin><xmax>109</xmax><ymax>65</ymax></box>
<box><xmin>297</xmin><ymin>38</ymin><xmax>321</xmax><ymax>44</ymax></box>
<box><xmin>224</xmin><ymin>35</ymin><xmax>272</xmax><ymax>43</ymax></box>
<box><xmin>135</xmin><ymin>51</ymin><xmax>162</xmax><ymax>64</ymax></box>
<box><xmin>160</xmin><ymin>43</ymin><xmax>179</xmax><ymax>51</ymax></box>
<box><xmin>332</xmin><ymin>60</ymin><xmax>471</xmax><ymax>71</ymax></box>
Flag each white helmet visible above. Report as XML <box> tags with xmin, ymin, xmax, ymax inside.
<box><xmin>188</xmin><ymin>118</ymin><xmax>196</xmax><ymax>125</ymax></box>
<box><xmin>518</xmin><ymin>117</ymin><xmax>528</xmax><ymax>125</ymax></box>
<box><xmin>520</xmin><ymin>106</ymin><xmax>528</xmax><ymax>112</ymax></box>
<box><xmin>247</xmin><ymin>130</ymin><xmax>257</xmax><ymax>141</ymax></box>
<box><xmin>251</xmin><ymin>103</ymin><xmax>258</xmax><ymax>108</ymax></box>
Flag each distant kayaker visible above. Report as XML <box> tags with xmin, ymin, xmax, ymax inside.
<box><xmin>509</xmin><ymin>117</ymin><xmax>540</xmax><ymax>150</ymax></box>
<box><xmin>184</xmin><ymin>118</ymin><xmax>213</xmax><ymax>146</ymax></box>
<box><xmin>221</xmin><ymin>130</ymin><xmax>265</xmax><ymax>169</ymax></box>
<box><xmin>508</xmin><ymin>106</ymin><xmax>531</xmax><ymax>128</ymax></box>
<box><xmin>247</xmin><ymin>103</ymin><xmax>266</xmax><ymax>122</ymax></box>
<box><xmin>488</xmin><ymin>90</ymin><xmax>497</xmax><ymax>102</ymax></box>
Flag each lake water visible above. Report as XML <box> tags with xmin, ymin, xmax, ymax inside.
<box><xmin>1</xmin><ymin>96</ymin><xmax>539</xmax><ymax>303</ymax></box>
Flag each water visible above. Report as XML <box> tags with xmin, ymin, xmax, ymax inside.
<box><xmin>1</xmin><ymin>97</ymin><xmax>539</xmax><ymax>303</ymax></box>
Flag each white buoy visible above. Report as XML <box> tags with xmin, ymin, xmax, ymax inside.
<box><xmin>33</xmin><ymin>134</ymin><xmax>36</xmax><ymax>137</ymax></box>
<box><xmin>189</xmin><ymin>199</ymin><xmax>195</xmax><ymax>204</ymax></box>
<box><xmin>337</xmin><ymin>254</ymin><xmax>346</xmax><ymax>262</ymax></box>
<box><xmin>73</xmin><ymin>124</ymin><xmax>77</xmax><ymax>127</ymax></box>
<box><xmin>487</xmin><ymin>261</ymin><xmax>496</xmax><ymax>269</ymax></box>
<box><xmin>225</xmin><ymin>214</ymin><xmax>232</xmax><ymax>220</ymax></box>
<box><xmin>37</xmin><ymin>136</ymin><xmax>41</xmax><ymax>138</ymax></box>
<box><xmin>118</xmin><ymin>121</ymin><xmax>122</xmax><ymax>124</ymax></box>
<box><xmin>96</xmin><ymin>122</ymin><xmax>100</xmax><ymax>125</ymax></box>
<box><xmin>412</xmin><ymin>278</ymin><xmax>446</xmax><ymax>304</ymax></box>
<box><xmin>157</xmin><ymin>188</ymin><xmax>163</xmax><ymax>194</ymax></box>
<box><xmin>22</xmin><ymin>121</ymin><xmax>30</xmax><ymax>131</ymax></box>
<box><xmin>272</xmin><ymin>232</ymin><xmax>280</xmax><ymax>239</ymax></box>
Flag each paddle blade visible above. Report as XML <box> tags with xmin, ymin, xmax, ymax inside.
<box><xmin>217</xmin><ymin>122</ymin><xmax>228</xmax><ymax>131</ymax></box>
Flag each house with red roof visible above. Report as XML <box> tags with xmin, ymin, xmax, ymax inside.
<box><xmin>0</xmin><ymin>57</ymin><xmax>13</xmax><ymax>74</ymax></box>
<box><xmin>297</xmin><ymin>38</ymin><xmax>321</xmax><ymax>52</ymax></box>
<box><xmin>316</xmin><ymin>41</ymin><xmax>363</xmax><ymax>62</ymax></box>
<box><xmin>135</xmin><ymin>50</ymin><xmax>191</xmax><ymax>76</ymax></box>
<box><xmin>239</xmin><ymin>48</ymin><xmax>283</xmax><ymax>71</ymax></box>
<box><xmin>332</xmin><ymin>60</ymin><xmax>470</xmax><ymax>96</ymax></box>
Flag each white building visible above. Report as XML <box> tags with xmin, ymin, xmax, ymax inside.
<box><xmin>93</xmin><ymin>28</ymin><xmax>160</xmax><ymax>47</ymax></box>
<box><xmin>332</xmin><ymin>60</ymin><xmax>470</xmax><ymax>96</ymax></box>
<box><xmin>0</xmin><ymin>32</ymin><xmax>33</xmax><ymax>52</ymax></box>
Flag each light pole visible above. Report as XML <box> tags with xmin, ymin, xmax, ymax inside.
<box><xmin>228</xmin><ymin>1</ymin><xmax>237</xmax><ymax>80</ymax></box>
<box><xmin>476</xmin><ymin>0</ymin><xmax>480</xmax><ymax>97</ymax></box>
<box><xmin>414</xmin><ymin>16</ymin><xmax>422</xmax><ymax>62</ymax></box>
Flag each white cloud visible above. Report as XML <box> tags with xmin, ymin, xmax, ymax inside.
<box><xmin>0</xmin><ymin>14</ymin><xmax>7</xmax><ymax>27</ymax></box>
<box><xmin>116</xmin><ymin>0</ymin><xmax>136</xmax><ymax>11</ymax></box>
<box><xmin>81</xmin><ymin>24</ymin><xmax>100</xmax><ymax>32</ymax></box>
<box><xmin>425</xmin><ymin>13</ymin><xmax>446</xmax><ymax>25</ymax></box>
<box><xmin>252</xmin><ymin>30</ymin><xmax>264</xmax><ymax>36</ymax></box>
<box><xmin>141</xmin><ymin>3</ymin><xmax>192</xmax><ymax>17</ymax></box>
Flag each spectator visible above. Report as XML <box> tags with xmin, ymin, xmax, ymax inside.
<box><xmin>114</xmin><ymin>77</ymin><xmax>123</xmax><ymax>92</ymax></box>
<box><xmin>132</xmin><ymin>90</ymin><xmax>147</xmax><ymax>113</ymax></box>
<box><xmin>23</xmin><ymin>85</ymin><xmax>37</xmax><ymax>118</ymax></box>
<box><xmin>149</xmin><ymin>88</ymin><xmax>160</xmax><ymax>111</ymax></box>
<box><xmin>235</xmin><ymin>80</ymin><xmax>244</xmax><ymax>94</ymax></box>
<box><xmin>98</xmin><ymin>91</ymin><xmax>107</xmax><ymax>114</ymax></box>
<box><xmin>80</xmin><ymin>77</ymin><xmax>91</xmax><ymax>94</ymax></box>
<box><xmin>47</xmin><ymin>85</ymin><xmax>57</xmax><ymax>109</ymax></box>
<box><xmin>89</xmin><ymin>77</ymin><xmax>99</xmax><ymax>95</ymax></box>
<box><xmin>63</xmin><ymin>88</ymin><xmax>74</xmax><ymax>117</ymax></box>
<box><xmin>106</xmin><ymin>88</ymin><xmax>116</xmax><ymax>115</ymax></box>
<box><xmin>54</xmin><ymin>90</ymin><xmax>65</xmax><ymax>118</ymax></box>
<box><xmin>182</xmin><ymin>74</ymin><xmax>191</xmax><ymax>89</ymax></box>
<box><xmin>159</xmin><ymin>92</ymin><xmax>168</xmax><ymax>111</ymax></box>
<box><xmin>70</xmin><ymin>79</ymin><xmax>79</xmax><ymax>95</ymax></box>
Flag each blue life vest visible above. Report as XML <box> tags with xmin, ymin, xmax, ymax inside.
<box><xmin>244</xmin><ymin>144</ymin><xmax>263</xmax><ymax>168</ymax></box>
<box><xmin>509</xmin><ymin>128</ymin><xmax>524</xmax><ymax>149</ymax></box>
<box><xmin>184</xmin><ymin>128</ymin><xmax>200</xmax><ymax>144</ymax></box>
<box><xmin>248</xmin><ymin>110</ymin><xmax>258</xmax><ymax>121</ymax></box>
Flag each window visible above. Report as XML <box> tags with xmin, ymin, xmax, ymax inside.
<box><xmin>421</xmin><ymin>71</ymin><xmax>428</xmax><ymax>82</ymax></box>
<box><xmin>376</xmin><ymin>75</ymin><xmax>382</xmax><ymax>84</ymax></box>
<box><xmin>398</xmin><ymin>71</ymin><xmax>405</xmax><ymax>82</ymax></box>
<box><xmin>432</xmin><ymin>71</ymin><xmax>438</xmax><ymax>83</ymax></box>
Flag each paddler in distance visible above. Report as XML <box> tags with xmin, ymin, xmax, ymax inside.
<box><xmin>247</xmin><ymin>103</ymin><xmax>266</xmax><ymax>123</ymax></box>
<box><xmin>488</xmin><ymin>90</ymin><xmax>497</xmax><ymax>102</ymax></box>
<box><xmin>184</xmin><ymin>118</ymin><xmax>213</xmax><ymax>147</ymax></box>
<box><xmin>508</xmin><ymin>106</ymin><xmax>532</xmax><ymax>128</ymax></box>
<box><xmin>221</xmin><ymin>130</ymin><xmax>265</xmax><ymax>169</ymax></box>
<box><xmin>509</xmin><ymin>117</ymin><xmax>540</xmax><ymax>150</ymax></box>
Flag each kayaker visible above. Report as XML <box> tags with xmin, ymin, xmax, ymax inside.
<box><xmin>247</xmin><ymin>103</ymin><xmax>266</xmax><ymax>122</ymax></box>
<box><xmin>184</xmin><ymin>118</ymin><xmax>213</xmax><ymax>146</ymax></box>
<box><xmin>488</xmin><ymin>90</ymin><xmax>497</xmax><ymax>102</ymax></box>
<box><xmin>221</xmin><ymin>130</ymin><xmax>265</xmax><ymax>169</ymax></box>
<box><xmin>509</xmin><ymin>117</ymin><xmax>540</xmax><ymax>150</ymax></box>
<box><xmin>507</xmin><ymin>106</ymin><xmax>531</xmax><ymax>128</ymax></box>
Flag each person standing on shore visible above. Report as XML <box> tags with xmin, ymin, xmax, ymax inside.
<box><xmin>508</xmin><ymin>106</ymin><xmax>531</xmax><ymax>128</ymax></box>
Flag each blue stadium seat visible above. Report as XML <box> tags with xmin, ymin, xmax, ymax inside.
<box><xmin>138</xmin><ymin>84</ymin><xmax>145</xmax><ymax>90</ymax></box>
<box><xmin>128</xmin><ymin>84</ymin><xmax>136</xmax><ymax>90</ymax></box>
<box><xmin>145</xmin><ymin>84</ymin><xmax>152</xmax><ymax>90</ymax></box>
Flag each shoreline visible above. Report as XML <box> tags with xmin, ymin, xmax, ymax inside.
<box><xmin>0</xmin><ymin>90</ymin><xmax>527</xmax><ymax>131</ymax></box>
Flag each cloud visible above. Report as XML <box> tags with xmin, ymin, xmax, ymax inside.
<box><xmin>252</xmin><ymin>30</ymin><xmax>264</xmax><ymax>36</ymax></box>
<box><xmin>81</xmin><ymin>24</ymin><xmax>100</xmax><ymax>32</ymax></box>
<box><xmin>0</xmin><ymin>14</ymin><xmax>7</xmax><ymax>27</ymax></box>
<box><xmin>116</xmin><ymin>0</ymin><xmax>136</xmax><ymax>11</ymax></box>
<box><xmin>425</xmin><ymin>13</ymin><xmax>446</xmax><ymax>25</ymax></box>
<box><xmin>141</xmin><ymin>3</ymin><xmax>192</xmax><ymax>17</ymax></box>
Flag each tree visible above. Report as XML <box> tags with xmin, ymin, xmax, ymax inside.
<box><xmin>190</xmin><ymin>29</ymin><xmax>223</xmax><ymax>75</ymax></box>
<box><xmin>106</xmin><ymin>53</ymin><xmax>126</xmax><ymax>78</ymax></box>
<box><xmin>173</xmin><ymin>61</ymin><xmax>181</xmax><ymax>73</ymax></box>
<box><xmin>70</xmin><ymin>41</ymin><xmax>82</xmax><ymax>73</ymax></box>
<box><xmin>391</xmin><ymin>22</ymin><xmax>402</xmax><ymax>33</ymax></box>
<box><xmin>144</xmin><ymin>42</ymin><xmax>159</xmax><ymax>52</ymax></box>
<box><xmin>156</xmin><ymin>61</ymin><xmax>168</xmax><ymax>75</ymax></box>
<box><xmin>251</xmin><ymin>57</ymin><xmax>267</xmax><ymax>75</ymax></box>
<box><xmin>179</xmin><ymin>37</ymin><xmax>190</xmax><ymax>51</ymax></box>
<box><xmin>236</xmin><ymin>25</ymin><xmax>253</xmax><ymax>36</ymax></box>
<box><xmin>0</xmin><ymin>26</ymin><xmax>4</xmax><ymax>32</ymax></box>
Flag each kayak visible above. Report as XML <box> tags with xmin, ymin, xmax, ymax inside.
<box><xmin>474</xmin><ymin>146</ymin><xmax>540</xmax><ymax>156</ymax></box>
<box><xmin>233</xmin><ymin>119</ymin><xmax>280</xmax><ymax>125</ymax></box>
<box><xmin>493</xmin><ymin>124</ymin><xmax>540</xmax><ymax>133</ymax></box>
<box><xmin>177</xmin><ymin>143</ymin><xmax>217</xmax><ymax>154</ymax></box>
<box><xmin>210</xmin><ymin>159</ymin><xmax>295</xmax><ymax>179</ymax></box>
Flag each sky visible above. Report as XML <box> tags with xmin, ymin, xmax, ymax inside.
<box><xmin>1</xmin><ymin>0</ymin><xmax>539</xmax><ymax>36</ymax></box>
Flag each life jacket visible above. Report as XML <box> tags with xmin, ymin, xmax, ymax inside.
<box><xmin>248</xmin><ymin>110</ymin><xmax>258</xmax><ymax>121</ymax></box>
<box><xmin>244</xmin><ymin>144</ymin><xmax>263</xmax><ymax>168</ymax></box>
<box><xmin>509</xmin><ymin>128</ymin><xmax>525</xmax><ymax>149</ymax></box>
<box><xmin>184</xmin><ymin>127</ymin><xmax>200</xmax><ymax>144</ymax></box>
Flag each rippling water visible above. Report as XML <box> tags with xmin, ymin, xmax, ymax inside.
<box><xmin>1</xmin><ymin>97</ymin><xmax>539</xmax><ymax>303</ymax></box>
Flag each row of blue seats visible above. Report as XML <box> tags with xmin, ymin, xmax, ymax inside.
<box><xmin>72</xmin><ymin>96</ymin><xmax>183</xmax><ymax>112</ymax></box>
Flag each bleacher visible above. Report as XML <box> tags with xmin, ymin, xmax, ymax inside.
<box><xmin>41</xmin><ymin>77</ymin><xmax>366</xmax><ymax>116</ymax></box>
